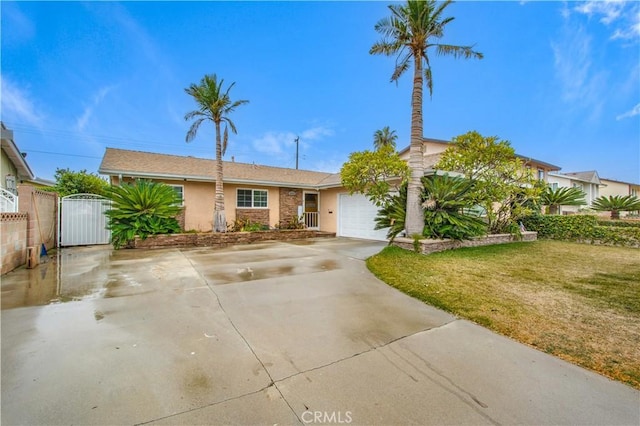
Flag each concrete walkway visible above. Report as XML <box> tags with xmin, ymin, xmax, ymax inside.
<box><xmin>1</xmin><ymin>238</ymin><xmax>638</xmax><ymax>425</ymax></box>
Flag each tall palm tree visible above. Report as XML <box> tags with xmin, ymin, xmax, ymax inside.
<box><xmin>185</xmin><ymin>74</ymin><xmax>248</xmax><ymax>232</ymax></box>
<box><xmin>370</xmin><ymin>0</ymin><xmax>483</xmax><ymax>235</ymax></box>
<box><xmin>373</xmin><ymin>126</ymin><xmax>398</xmax><ymax>151</ymax></box>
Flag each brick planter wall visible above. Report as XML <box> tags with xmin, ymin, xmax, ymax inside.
<box><xmin>1</xmin><ymin>212</ymin><xmax>28</xmax><ymax>275</ymax></box>
<box><xmin>130</xmin><ymin>230</ymin><xmax>335</xmax><ymax>249</ymax></box>
<box><xmin>392</xmin><ymin>231</ymin><xmax>537</xmax><ymax>255</ymax></box>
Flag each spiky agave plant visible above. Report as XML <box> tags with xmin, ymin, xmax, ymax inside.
<box><xmin>421</xmin><ymin>174</ymin><xmax>487</xmax><ymax>240</ymax></box>
<box><xmin>105</xmin><ymin>180</ymin><xmax>182</xmax><ymax>248</ymax></box>
<box><xmin>374</xmin><ymin>183</ymin><xmax>408</xmax><ymax>243</ymax></box>
<box><xmin>591</xmin><ymin>195</ymin><xmax>640</xmax><ymax>219</ymax></box>
<box><xmin>541</xmin><ymin>186</ymin><xmax>586</xmax><ymax>215</ymax></box>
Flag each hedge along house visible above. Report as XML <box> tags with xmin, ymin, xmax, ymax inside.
<box><xmin>98</xmin><ymin>148</ymin><xmax>354</xmax><ymax>234</ymax></box>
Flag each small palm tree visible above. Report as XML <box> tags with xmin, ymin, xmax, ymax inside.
<box><xmin>541</xmin><ymin>186</ymin><xmax>586</xmax><ymax>215</ymax></box>
<box><xmin>373</xmin><ymin>126</ymin><xmax>398</xmax><ymax>151</ymax></box>
<box><xmin>370</xmin><ymin>0</ymin><xmax>482</xmax><ymax>237</ymax></box>
<box><xmin>592</xmin><ymin>195</ymin><xmax>640</xmax><ymax>219</ymax></box>
<box><xmin>421</xmin><ymin>174</ymin><xmax>486</xmax><ymax>240</ymax></box>
<box><xmin>105</xmin><ymin>180</ymin><xmax>182</xmax><ymax>249</ymax></box>
<box><xmin>185</xmin><ymin>74</ymin><xmax>249</xmax><ymax>232</ymax></box>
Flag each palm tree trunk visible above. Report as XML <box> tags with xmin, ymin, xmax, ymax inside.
<box><xmin>214</xmin><ymin>121</ymin><xmax>226</xmax><ymax>232</ymax></box>
<box><xmin>405</xmin><ymin>54</ymin><xmax>425</xmax><ymax>236</ymax></box>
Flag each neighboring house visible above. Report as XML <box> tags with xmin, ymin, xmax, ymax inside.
<box><xmin>599</xmin><ymin>177</ymin><xmax>640</xmax><ymax>217</ymax></box>
<box><xmin>1</xmin><ymin>123</ymin><xmax>36</xmax><ymax>212</ymax></box>
<box><xmin>600</xmin><ymin>177</ymin><xmax>639</xmax><ymax>198</ymax></box>
<box><xmin>547</xmin><ymin>171</ymin><xmax>602</xmax><ymax>214</ymax></box>
<box><xmin>99</xmin><ymin>148</ymin><xmax>390</xmax><ymax>239</ymax></box>
<box><xmin>397</xmin><ymin>137</ymin><xmax>561</xmax><ymax>181</ymax></box>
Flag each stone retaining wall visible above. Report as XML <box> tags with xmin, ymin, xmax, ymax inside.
<box><xmin>392</xmin><ymin>231</ymin><xmax>537</xmax><ymax>255</ymax></box>
<box><xmin>130</xmin><ymin>230</ymin><xmax>335</xmax><ymax>249</ymax></box>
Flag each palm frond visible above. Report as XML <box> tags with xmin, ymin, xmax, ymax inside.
<box><xmin>185</xmin><ymin>118</ymin><xmax>205</xmax><ymax>143</ymax></box>
<box><xmin>222</xmin><ymin>125</ymin><xmax>229</xmax><ymax>156</ymax></box>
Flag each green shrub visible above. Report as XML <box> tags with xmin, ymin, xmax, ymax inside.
<box><xmin>276</xmin><ymin>215</ymin><xmax>305</xmax><ymax>230</ymax></box>
<box><xmin>374</xmin><ymin>183</ymin><xmax>407</xmax><ymax>242</ymax></box>
<box><xmin>421</xmin><ymin>174</ymin><xmax>487</xmax><ymax>240</ymax></box>
<box><xmin>522</xmin><ymin>214</ymin><xmax>640</xmax><ymax>247</ymax></box>
<box><xmin>105</xmin><ymin>180</ymin><xmax>183</xmax><ymax>249</ymax></box>
<box><xmin>597</xmin><ymin>220</ymin><xmax>640</xmax><ymax>228</ymax></box>
<box><xmin>228</xmin><ymin>217</ymin><xmax>269</xmax><ymax>232</ymax></box>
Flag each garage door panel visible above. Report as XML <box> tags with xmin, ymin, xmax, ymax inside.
<box><xmin>338</xmin><ymin>194</ymin><xmax>389</xmax><ymax>241</ymax></box>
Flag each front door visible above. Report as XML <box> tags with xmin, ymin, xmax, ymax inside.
<box><xmin>303</xmin><ymin>192</ymin><xmax>319</xmax><ymax>229</ymax></box>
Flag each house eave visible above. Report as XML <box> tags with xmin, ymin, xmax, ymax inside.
<box><xmin>99</xmin><ymin>169</ymin><xmax>325</xmax><ymax>189</ymax></box>
<box><xmin>1</xmin><ymin>126</ymin><xmax>36</xmax><ymax>180</ymax></box>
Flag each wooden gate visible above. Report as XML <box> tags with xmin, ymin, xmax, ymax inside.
<box><xmin>59</xmin><ymin>194</ymin><xmax>111</xmax><ymax>246</ymax></box>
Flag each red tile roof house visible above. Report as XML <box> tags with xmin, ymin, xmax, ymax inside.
<box><xmin>98</xmin><ymin>148</ymin><xmax>390</xmax><ymax>241</ymax></box>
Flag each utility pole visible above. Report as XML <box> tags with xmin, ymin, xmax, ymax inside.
<box><xmin>295</xmin><ymin>136</ymin><xmax>299</xmax><ymax>169</ymax></box>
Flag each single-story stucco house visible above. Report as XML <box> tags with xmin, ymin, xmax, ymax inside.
<box><xmin>99</xmin><ymin>137</ymin><xmax>563</xmax><ymax>241</ymax></box>
<box><xmin>99</xmin><ymin>147</ymin><xmax>390</xmax><ymax>240</ymax></box>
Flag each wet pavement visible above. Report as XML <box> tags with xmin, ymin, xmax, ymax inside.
<box><xmin>1</xmin><ymin>238</ymin><xmax>639</xmax><ymax>425</ymax></box>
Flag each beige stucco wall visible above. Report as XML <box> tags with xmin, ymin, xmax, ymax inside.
<box><xmin>117</xmin><ymin>177</ymin><xmax>282</xmax><ymax>231</ymax></box>
<box><xmin>1</xmin><ymin>149</ymin><xmax>18</xmax><ymax>191</ymax></box>
<box><xmin>600</xmin><ymin>180</ymin><xmax>630</xmax><ymax>198</ymax></box>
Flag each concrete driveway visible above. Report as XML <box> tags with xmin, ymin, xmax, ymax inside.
<box><xmin>1</xmin><ymin>238</ymin><xmax>638</xmax><ymax>425</ymax></box>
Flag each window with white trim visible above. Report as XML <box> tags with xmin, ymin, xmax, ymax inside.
<box><xmin>168</xmin><ymin>184</ymin><xmax>184</xmax><ymax>206</ymax></box>
<box><xmin>549</xmin><ymin>182</ymin><xmax>558</xmax><ymax>191</ymax></box>
<box><xmin>537</xmin><ymin>169</ymin><xmax>545</xmax><ymax>180</ymax></box>
<box><xmin>237</xmin><ymin>189</ymin><xmax>268</xmax><ymax>208</ymax></box>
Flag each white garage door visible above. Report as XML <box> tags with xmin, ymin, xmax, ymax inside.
<box><xmin>338</xmin><ymin>193</ymin><xmax>389</xmax><ymax>241</ymax></box>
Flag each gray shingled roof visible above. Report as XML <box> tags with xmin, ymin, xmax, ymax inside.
<box><xmin>99</xmin><ymin>148</ymin><xmax>338</xmax><ymax>188</ymax></box>
<box><xmin>562</xmin><ymin>171</ymin><xmax>601</xmax><ymax>184</ymax></box>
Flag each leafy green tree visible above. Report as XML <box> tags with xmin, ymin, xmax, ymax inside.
<box><xmin>421</xmin><ymin>174</ymin><xmax>486</xmax><ymax>240</ymax></box>
<box><xmin>374</xmin><ymin>183</ymin><xmax>408</xmax><ymax>242</ymax></box>
<box><xmin>435</xmin><ymin>131</ymin><xmax>540</xmax><ymax>234</ymax></box>
<box><xmin>373</xmin><ymin>126</ymin><xmax>398</xmax><ymax>151</ymax></box>
<box><xmin>591</xmin><ymin>195</ymin><xmax>640</xmax><ymax>219</ymax></box>
<box><xmin>541</xmin><ymin>186</ymin><xmax>586</xmax><ymax>215</ymax></box>
<box><xmin>370</xmin><ymin>0</ymin><xmax>482</xmax><ymax>236</ymax></box>
<box><xmin>46</xmin><ymin>168</ymin><xmax>109</xmax><ymax>197</ymax></box>
<box><xmin>340</xmin><ymin>144</ymin><xmax>410</xmax><ymax>207</ymax></box>
<box><xmin>185</xmin><ymin>74</ymin><xmax>249</xmax><ymax>232</ymax></box>
<box><xmin>105</xmin><ymin>180</ymin><xmax>182</xmax><ymax>249</ymax></box>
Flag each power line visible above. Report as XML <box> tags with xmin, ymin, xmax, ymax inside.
<box><xmin>22</xmin><ymin>150</ymin><xmax>103</xmax><ymax>159</ymax></box>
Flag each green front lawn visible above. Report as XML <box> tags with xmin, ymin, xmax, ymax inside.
<box><xmin>367</xmin><ymin>240</ymin><xmax>640</xmax><ymax>389</ymax></box>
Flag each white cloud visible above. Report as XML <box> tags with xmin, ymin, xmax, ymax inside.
<box><xmin>573</xmin><ymin>0</ymin><xmax>640</xmax><ymax>41</ymax></box>
<box><xmin>0</xmin><ymin>76</ymin><xmax>44</xmax><ymax>126</ymax></box>
<box><xmin>616</xmin><ymin>103</ymin><xmax>640</xmax><ymax>120</ymax></box>
<box><xmin>301</xmin><ymin>126</ymin><xmax>335</xmax><ymax>141</ymax></box>
<box><xmin>551</xmin><ymin>24</ymin><xmax>593</xmax><ymax>103</ymax></box>
<box><xmin>252</xmin><ymin>125</ymin><xmax>334</xmax><ymax>155</ymax></box>
<box><xmin>2</xmin><ymin>2</ymin><xmax>35</xmax><ymax>45</ymax></box>
<box><xmin>74</xmin><ymin>85</ymin><xmax>115</xmax><ymax>131</ymax></box>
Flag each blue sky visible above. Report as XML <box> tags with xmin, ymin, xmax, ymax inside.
<box><xmin>2</xmin><ymin>1</ymin><xmax>639</xmax><ymax>183</ymax></box>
